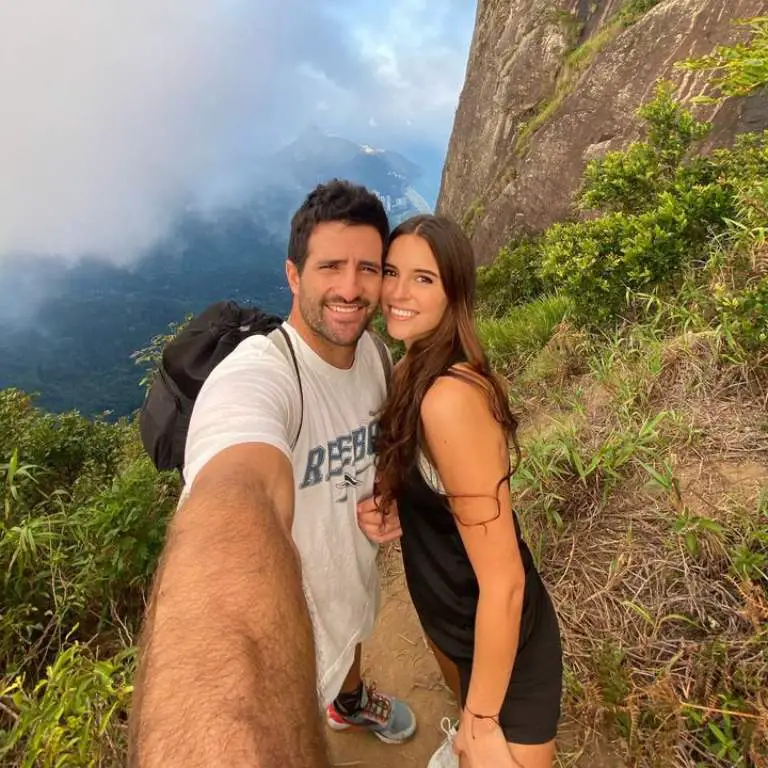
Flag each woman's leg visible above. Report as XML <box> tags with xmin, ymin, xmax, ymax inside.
<box><xmin>507</xmin><ymin>739</ymin><xmax>555</xmax><ymax>768</ymax></box>
<box><xmin>425</xmin><ymin>635</ymin><xmax>463</xmax><ymax>706</ymax></box>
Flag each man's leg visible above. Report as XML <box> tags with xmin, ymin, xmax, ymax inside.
<box><xmin>338</xmin><ymin>644</ymin><xmax>363</xmax><ymax>694</ymax></box>
<box><xmin>325</xmin><ymin>644</ymin><xmax>417</xmax><ymax>744</ymax></box>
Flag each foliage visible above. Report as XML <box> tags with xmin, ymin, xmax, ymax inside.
<box><xmin>0</xmin><ymin>391</ymin><xmax>178</xmax><ymax>763</ymax></box>
<box><xmin>537</xmin><ymin>85</ymin><xmax>768</xmax><ymax>327</ymax></box>
<box><xmin>480</xmin><ymin>35</ymin><xmax>768</xmax><ymax>763</ymax></box>
<box><xmin>477</xmin><ymin>294</ymin><xmax>573</xmax><ymax>372</ymax></box>
<box><xmin>502</xmin><ymin>19</ymin><xmax>768</xmax><ymax>334</ymax></box>
<box><xmin>1</xmin><ymin>643</ymin><xmax>135</xmax><ymax>767</ymax></box>
<box><xmin>678</xmin><ymin>16</ymin><xmax>768</xmax><ymax>100</ymax></box>
<box><xmin>715</xmin><ymin>274</ymin><xmax>768</xmax><ymax>351</ymax></box>
<box><xmin>616</xmin><ymin>0</ymin><xmax>663</xmax><ymax>28</ymax></box>
<box><xmin>508</xmin><ymin>295</ymin><xmax>768</xmax><ymax>764</ymax></box>
<box><xmin>476</xmin><ymin>237</ymin><xmax>545</xmax><ymax>316</ymax></box>
<box><xmin>369</xmin><ymin>311</ymin><xmax>406</xmax><ymax>363</ymax></box>
<box><xmin>131</xmin><ymin>312</ymin><xmax>193</xmax><ymax>391</ymax></box>
<box><xmin>578</xmin><ymin>83</ymin><xmax>712</xmax><ymax>215</ymax></box>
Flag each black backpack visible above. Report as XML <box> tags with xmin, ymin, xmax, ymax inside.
<box><xmin>138</xmin><ymin>300</ymin><xmax>391</xmax><ymax>476</ymax></box>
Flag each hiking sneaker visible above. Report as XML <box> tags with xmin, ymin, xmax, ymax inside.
<box><xmin>427</xmin><ymin>718</ymin><xmax>459</xmax><ymax>768</ymax></box>
<box><xmin>326</xmin><ymin>682</ymin><xmax>416</xmax><ymax>744</ymax></box>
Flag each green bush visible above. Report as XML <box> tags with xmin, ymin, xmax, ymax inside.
<box><xmin>1</xmin><ymin>642</ymin><xmax>134</xmax><ymax>767</ymax></box>
<box><xmin>539</xmin><ymin>202</ymin><xmax>701</xmax><ymax>326</ymax></box>
<box><xmin>0</xmin><ymin>388</ymin><xmax>176</xmax><ymax>763</ymax></box>
<box><xmin>0</xmin><ymin>390</ymin><xmax>177</xmax><ymax>680</ymax></box>
<box><xmin>677</xmin><ymin>16</ymin><xmax>768</xmax><ymax>100</ymax></box>
<box><xmin>538</xmin><ymin>86</ymin><xmax>768</xmax><ymax>328</ymax></box>
<box><xmin>579</xmin><ymin>84</ymin><xmax>712</xmax><ymax>215</ymax></box>
<box><xmin>0</xmin><ymin>389</ymin><xmax>125</xmax><ymax>502</ymax></box>
<box><xmin>476</xmin><ymin>237</ymin><xmax>545</xmax><ymax>316</ymax></box>
<box><xmin>715</xmin><ymin>275</ymin><xmax>768</xmax><ymax>350</ymax></box>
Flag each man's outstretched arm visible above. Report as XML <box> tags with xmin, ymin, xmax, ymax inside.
<box><xmin>128</xmin><ymin>444</ymin><xmax>330</xmax><ymax>768</ymax></box>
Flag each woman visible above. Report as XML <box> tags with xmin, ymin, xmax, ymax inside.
<box><xmin>357</xmin><ymin>214</ymin><xmax>562</xmax><ymax>768</ymax></box>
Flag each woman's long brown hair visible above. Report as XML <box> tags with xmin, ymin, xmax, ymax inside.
<box><xmin>375</xmin><ymin>214</ymin><xmax>520</xmax><ymax>515</ymax></box>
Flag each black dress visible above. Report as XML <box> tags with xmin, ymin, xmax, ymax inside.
<box><xmin>396</xmin><ymin>425</ymin><xmax>563</xmax><ymax>744</ymax></box>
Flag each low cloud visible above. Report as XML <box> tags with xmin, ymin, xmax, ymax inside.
<box><xmin>0</xmin><ymin>0</ymin><xmax>473</xmax><ymax>263</ymax></box>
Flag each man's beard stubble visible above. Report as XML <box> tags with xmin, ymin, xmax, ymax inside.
<box><xmin>299</xmin><ymin>294</ymin><xmax>375</xmax><ymax>348</ymax></box>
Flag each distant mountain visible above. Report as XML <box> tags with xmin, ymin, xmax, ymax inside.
<box><xmin>0</xmin><ymin>211</ymin><xmax>288</xmax><ymax>417</ymax></box>
<box><xmin>249</xmin><ymin>126</ymin><xmax>433</xmax><ymax>240</ymax></box>
<box><xmin>0</xmin><ymin>132</ymin><xmax>432</xmax><ymax>417</ymax></box>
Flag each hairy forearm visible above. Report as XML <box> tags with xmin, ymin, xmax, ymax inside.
<box><xmin>465</xmin><ymin>585</ymin><xmax>524</xmax><ymax>715</ymax></box>
<box><xmin>128</xmin><ymin>477</ymin><xmax>329</xmax><ymax>768</ymax></box>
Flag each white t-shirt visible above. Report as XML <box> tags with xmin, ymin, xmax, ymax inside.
<box><xmin>182</xmin><ymin>322</ymin><xmax>388</xmax><ymax>704</ymax></box>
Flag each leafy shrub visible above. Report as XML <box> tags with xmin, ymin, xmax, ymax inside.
<box><xmin>539</xmin><ymin>202</ymin><xmax>699</xmax><ymax>326</ymax></box>
<box><xmin>579</xmin><ymin>84</ymin><xmax>712</xmax><ymax>215</ymax></box>
<box><xmin>677</xmin><ymin>16</ymin><xmax>768</xmax><ymax>100</ymax></box>
<box><xmin>539</xmin><ymin>86</ymin><xmax>768</xmax><ymax>327</ymax></box>
<box><xmin>1</xmin><ymin>642</ymin><xmax>134</xmax><ymax>767</ymax></box>
<box><xmin>0</xmin><ymin>389</ymin><xmax>125</xmax><ymax>501</ymax></box>
<box><xmin>476</xmin><ymin>237</ymin><xmax>545</xmax><ymax>316</ymax></box>
<box><xmin>715</xmin><ymin>275</ymin><xmax>768</xmax><ymax>350</ymax></box>
<box><xmin>0</xmin><ymin>388</ymin><xmax>177</xmax><ymax>684</ymax></box>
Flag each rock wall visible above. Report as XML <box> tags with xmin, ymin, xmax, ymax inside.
<box><xmin>438</xmin><ymin>0</ymin><xmax>768</xmax><ymax>263</ymax></box>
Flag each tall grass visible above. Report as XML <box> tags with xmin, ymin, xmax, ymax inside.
<box><xmin>0</xmin><ymin>391</ymin><xmax>178</xmax><ymax>764</ymax></box>
<box><xmin>477</xmin><ymin>294</ymin><xmax>573</xmax><ymax>371</ymax></box>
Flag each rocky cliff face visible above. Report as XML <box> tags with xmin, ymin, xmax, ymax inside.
<box><xmin>438</xmin><ymin>0</ymin><xmax>768</xmax><ymax>263</ymax></box>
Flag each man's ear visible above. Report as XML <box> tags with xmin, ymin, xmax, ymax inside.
<box><xmin>285</xmin><ymin>259</ymin><xmax>300</xmax><ymax>296</ymax></box>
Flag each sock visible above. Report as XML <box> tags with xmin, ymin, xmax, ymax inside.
<box><xmin>334</xmin><ymin>682</ymin><xmax>364</xmax><ymax>715</ymax></box>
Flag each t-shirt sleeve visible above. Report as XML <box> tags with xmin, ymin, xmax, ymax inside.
<box><xmin>182</xmin><ymin>336</ymin><xmax>301</xmax><ymax>489</ymax></box>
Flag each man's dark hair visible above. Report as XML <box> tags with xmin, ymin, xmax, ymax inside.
<box><xmin>288</xmin><ymin>179</ymin><xmax>390</xmax><ymax>271</ymax></box>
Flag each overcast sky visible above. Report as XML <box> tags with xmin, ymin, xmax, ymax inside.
<box><xmin>0</xmin><ymin>0</ymin><xmax>475</xmax><ymax>263</ymax></box>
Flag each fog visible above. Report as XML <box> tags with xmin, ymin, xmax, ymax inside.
<box><xmin>0</xmin><ymin>0</ymin><xmax>474</xmax><ymax>264</ymax></box>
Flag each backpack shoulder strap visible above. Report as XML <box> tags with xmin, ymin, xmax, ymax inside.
<box><xmin>369</xmin><ymin>332</ymin><xmax>393</xmax><ymax>393</ymax></box>
<box><xmin>268</xmin><ymin>325</ymin><xmax>304</xmax><ymax>450</ymax></box>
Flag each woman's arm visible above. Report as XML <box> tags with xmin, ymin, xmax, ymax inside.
<box><xmin>421</xmin><ymin>374</ymin><xmax>526</xmax><ymax>720</ymax></box>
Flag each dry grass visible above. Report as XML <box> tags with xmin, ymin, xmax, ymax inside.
<box><xmin>374</xmin><ymin>323</ymin><xmax>768</xmax><ymax>766</ymax></box>
<box><xmin>377</xmin><ymin>539</ymin><xmax>406</xmax><ymax>590</ymax></box>
<box><xmin>511</xmin><ymin>329</ymin><xmax>768</xmax><ymax>767</ymax></box>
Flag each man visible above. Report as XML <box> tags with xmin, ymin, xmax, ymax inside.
<box><xmin>128</xmin><ymin>180</ymin><xmax>416</xmax><ymax>767</ymax></box>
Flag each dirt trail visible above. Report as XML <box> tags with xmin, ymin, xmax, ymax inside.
<box><xmin>327</xmin><ymin>567</ymin><xmax>622</xmax><ymax>768</ymax></box>
<box><xmin>327</xmin><ymin>574</ymin><xmax>455</xmax><ymax>767</ymax></box>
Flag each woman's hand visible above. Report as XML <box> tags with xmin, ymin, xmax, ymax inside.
<box><xmin>454</xmin><ymin>710</ymin><xmax>520</xmax><ymax>768</ymax></box>
<box><xmin>356</xmin><ymin>496</ymin><xmax>402</xmax><ymax>544</ymax></box>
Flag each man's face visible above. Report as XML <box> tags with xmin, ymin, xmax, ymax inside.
<box><xmin>286</xmin><ymin>221</ymin><xmax>384</xmax><ymax>348</ymax></box>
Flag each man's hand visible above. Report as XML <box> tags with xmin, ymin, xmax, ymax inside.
<box><xmin>356</xmin><ymin>496</ymin><xmax>402</xmax><ymax>544</ymax></box>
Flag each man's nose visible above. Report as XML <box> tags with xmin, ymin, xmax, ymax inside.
<box><xmin>335</xmin><ymin>266</ymin><xmax>366</xmax><ymax>301</ymax></box>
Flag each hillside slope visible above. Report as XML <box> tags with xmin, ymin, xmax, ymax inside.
<box><xmin>438</xmin><ymin>0</ymin><xmax>768</xmax><ymax>262</ymax></box>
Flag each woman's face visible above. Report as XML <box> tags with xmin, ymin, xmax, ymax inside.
<box><xmin>381</xmin><ymin>233</ymin><xmax>448</xmax><ymax>347</ymax></box>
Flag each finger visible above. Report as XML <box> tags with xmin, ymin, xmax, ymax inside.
<box><xmin>375</xmin><ymin>527</ymin><xmax>402</xmax><ymax>543</ymax></box>
<box><xmin>357</xmin><ymin>504</ymin><xmax>383</xmax><ymax>521</ymax></box>
<box><xmin>356</xmin><ymin>496</ymin><xmax>378</xmax><ymax>513</ymax></box>
<box><xmin>358</xmin><ymin>515</ymin><xmax>381</xmax><ymax>530</ymax></box>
